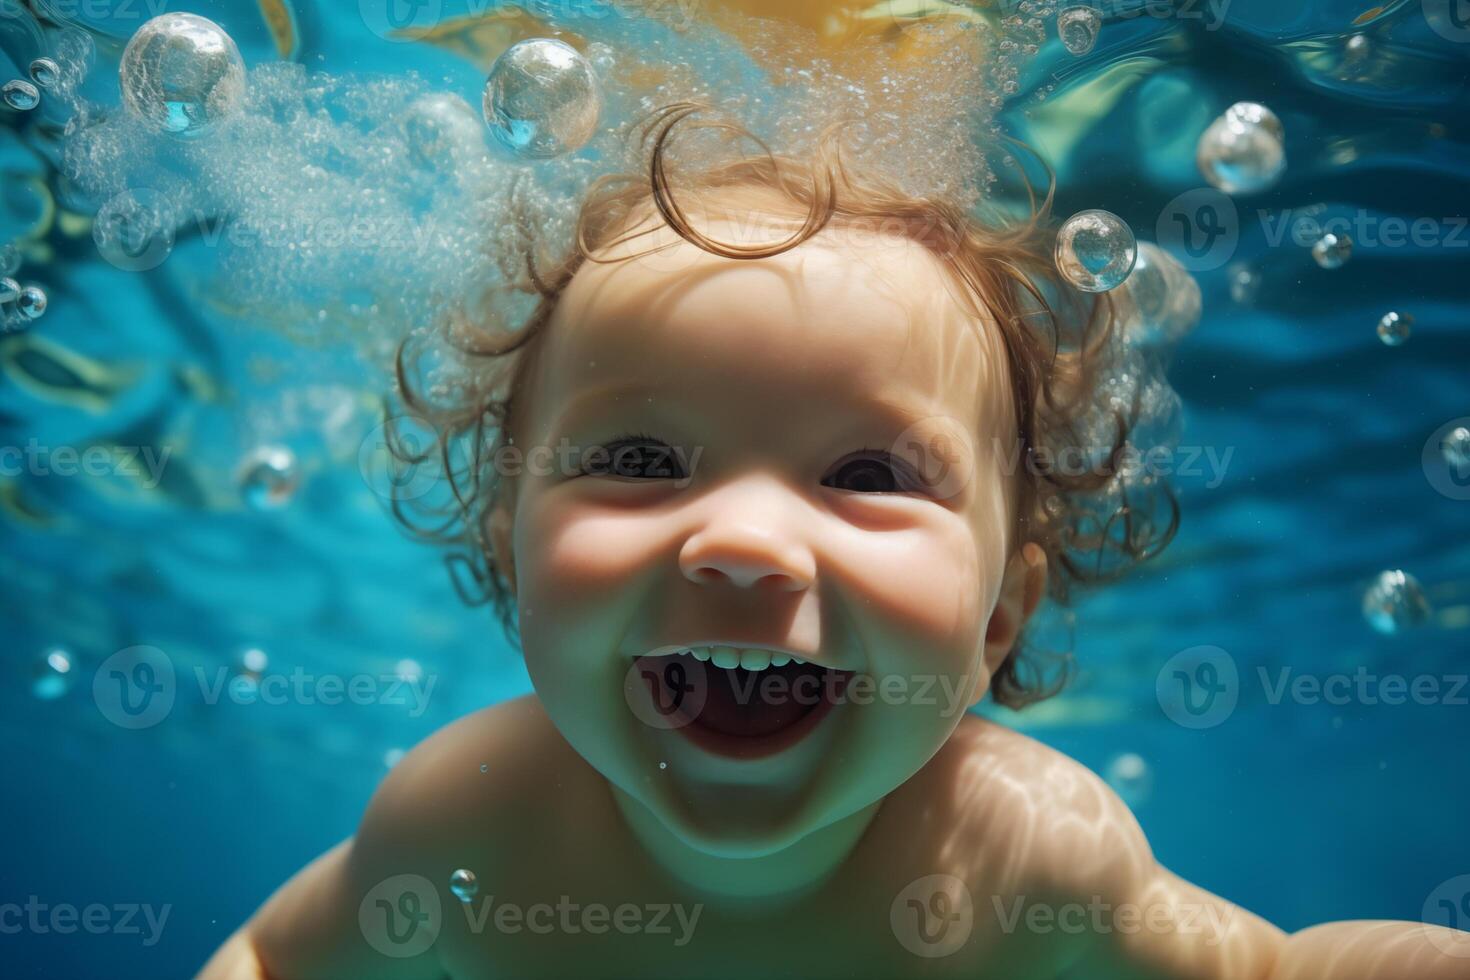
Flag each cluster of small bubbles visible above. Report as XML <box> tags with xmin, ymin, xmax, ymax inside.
<box><xmin>29</xmin><ymin>58</ymin><xmax>60</xmax><ymax>89</ymax></box>
<box><xmin>1197</xmin><ymin>101</ymin><xmax>1286</xmax><ymax>195</ymax></box>
<box><xmin>0</xmin><ymin>277</ymin><xmax>18</xmax><ymax>308</ymax></box>
<box><xmin>55</xmin><ymin>28</ymin><xmax>97</xmax><ymax>93</ymax></box>
<box><xmin>1228</xmin><ymin>262</ymin><xmax>1262</xmax><ymax>305</ymax></box>
<box><xmin>1312</xmin><ymin>232</ymin><xmax>1352</xmax><ymax>269</ymax></box>
<box><xmin>1376</xmin><ymin>311</ymin><xmax>1412</xmax><ymax>347</ymax></box>
<box><xmin>0</xmin><ymin>242</ymin><xmax>18</xmax><ymax>276</ymax></box>
<box><xmin>237</xmin><ymin>445</ymin><xmax>300</xmax><ymax>510</ymax></box>
<box><xmin>1105</xmin><ymin>752</ymin><xmax>1152</xmax><ymax>807</ymax></box>
<box><xmin>482</xmin><ymin>38</ymin><xmax>602</xmax><ymax>159</ymax></box>
<box><xmin>1442</xmin><ymin>427</ymin><xmax>1470</xmax><ymax>470</ymax></box>
<box><xmin>1055</xmin><ymin>209</ymin><xmax>1137</xmax><ymax>292</ymax></box>
<box><xmin>120</xmin><ymin>13</ymin><xmax>247</xmax><ymax>138</ymax></box>
<box><xmin>1118</xmin><ymin>242</ymin><xmax>1201</xmax><ymax>349</ymax></box>
<box><xmin>3</xmin><ymin>79</ymin><xmax>41</xmax><ymax>111</ymax></box>
<box><xmin>1362</xmin><ymin>569</ymin><xmax>1431</xmax><ymax>634</ymax></box>
<box><xmin>31</xmin><ymin>648</ymin><xmax>75</xmax><ymax>700</ymax></box>
<box><xmin>449</xmin><ymin>869</ymin><xmax>479</xmax><ymax>903</ymax></box>
<box><xmin>1058</xmin><ymin>6</ymin><xmax>1102</xmax><ymax>56</ymax></box>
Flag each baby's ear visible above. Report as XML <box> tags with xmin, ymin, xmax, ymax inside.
<box><xmin>981</xmin><ymin>542</ymin><xmax>1047</xmax><ymax>678</ymax></box>
<box><xmin>485</xmin><ymin>505</ymin><xmax>517</xmax><ymax>596</ymax></box>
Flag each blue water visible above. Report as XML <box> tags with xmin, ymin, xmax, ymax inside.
<box><xmin>2</xmin><ymin>2</ymin><xmax>1469</xmax><ymax>976</ymax></box>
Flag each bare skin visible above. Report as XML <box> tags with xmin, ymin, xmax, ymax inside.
<box><xmin>202</xmin><ymin>205</ymin><xmax>1470</xmax><ymax>979</ymax></box>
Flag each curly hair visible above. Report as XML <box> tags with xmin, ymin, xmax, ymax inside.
<box><xmin>389</xmin><ymin>100</ymin><xmax>1178</xmax><ymax>709</ymax></box>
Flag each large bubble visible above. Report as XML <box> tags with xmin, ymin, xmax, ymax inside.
<box><xmin>1119</xmin><ymin>242</ymin><xmax>1201</xmax><ymax>348</ymax></box>
<box><xmin>120</xmin><ymin>13</ymin><xmax>247</xmax><ymax>137</ymax></box>
<box><xmin>482</xmin><ymin>38</ymin><xmax>602</xmax><ymax>159</ymax></box>
<box><xmin>1055</xmin><ymin>209</ymin><xmax>1137</xmax><ymax>293</ymax></box>
<box><xmin>1197</xmin><ymin>102</ymin><xmax>1285</xmax><ymax>195</ymax></box>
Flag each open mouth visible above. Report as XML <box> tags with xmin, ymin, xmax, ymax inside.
<box><xmin>632</xmin><ymin>646</ymin><xmax>853</xmax><ymax>760</ymax></box>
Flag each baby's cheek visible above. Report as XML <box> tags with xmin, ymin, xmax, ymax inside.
<box><xmin>848</xmin><ymin>520</ymin><xmax>990</xmax><ymax>661</ymax></box>
<box><xmin>518</xmin><ymin>492</ymin><xmax>666</xmax><ymax>609</ymax></box>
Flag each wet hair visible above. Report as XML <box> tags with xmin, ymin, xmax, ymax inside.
<box><xmin>390</xmin><ymin>101</ymin><xmax>1178</xmax><ymax>709</ymax></box>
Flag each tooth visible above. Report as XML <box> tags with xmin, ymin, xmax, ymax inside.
<box><xmin>738</xmin><ymin>648</ymin><xmax>771</xmax><ymax>671</ymax></box>
<box><xmin>711</xmin><ymin>646</ymin><xmax>740</xmax><ymax>669</ymax></box>
<box><xmin>689</xmin><ymin>647</ymin><xmax>712</xmax><ymax>663</ymax></box>
<box><xmin>770</xmin><ymin>654</ymin><xmax>791</xmax><ymax>668</ymax></box>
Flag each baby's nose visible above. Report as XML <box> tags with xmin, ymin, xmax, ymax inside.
<box><xmin>678</xmin><ymin>482</ymin><xmax>816</xmax><ymax>592</ymax></box>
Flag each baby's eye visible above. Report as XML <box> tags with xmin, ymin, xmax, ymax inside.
<box><xmin>822</xmin><ymin>451</ymin><xmax>925</xmax><ymax>494</ymax></box>
<box><xmin>580</xmin><ymin>434</ymin><xmax>686</xmax><ymax>480</ymax></box>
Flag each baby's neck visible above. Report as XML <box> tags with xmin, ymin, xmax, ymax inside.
<box><xmin>609</xmin><ymin>786</ymin><xmax>883</xmax><ymax>905</ymax></box>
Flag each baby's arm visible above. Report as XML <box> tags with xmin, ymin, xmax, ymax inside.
<box><xmin>197</xmin><ymin>704</ymin><xmax>516</xmax><ymax>979</ymax></box>
<box><xmin>945</xmin><ymin>721</ymin><xmax>1467</xmax><ymax>979</ymax></box>
<box><xmin>198</xmin><ymin>836</ymin><xmax>444</xmax><ymax>980</ymax></box>
<box><xmin>1036</xmin><ymin>769</ymin><xmax>1466</xmax><ymax>978</ymax></box>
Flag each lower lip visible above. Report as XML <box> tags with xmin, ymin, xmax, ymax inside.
<box><xmin>633</xmin><ymin>656</ymin><xmax>850</xmax><ymax>762</ymax></box>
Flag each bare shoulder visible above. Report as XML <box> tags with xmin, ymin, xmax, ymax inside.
<box><xmin>906</xmin><ymin>714</ymin><xmax>1157</xmax><ymax>900</ymax></box>
<box><xmin>904</xmin><ymin>715</ymin><xmax>1284</xmax><ymax>979</ymax></box>
<box><xmin>353</xmin><ymin>693</ymin><xmax>601</xmax><ymax>874</ymax></box>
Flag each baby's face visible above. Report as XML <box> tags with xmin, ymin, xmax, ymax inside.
<box><xmin>496</xmin><ymin>207</ymin><xmax>1032</xmax><ymax>856</ymax></box>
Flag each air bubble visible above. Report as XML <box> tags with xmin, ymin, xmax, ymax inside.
<box><xmin>1105</xmin><ymin>752</ymin><xmax>1152</xmax><ymax>806</ymax></box>
<box><xmin>32</xmin><ymin>649</ymin><xmax>75</xmax><ymax>700</ymax></box>
<box><xmin>1311</xmin><ymin>232</ymin><xmax>1352</xmax><ymax>269</ymax></box>
<box><xmin>1441</xmin><ymin>427</ymin><xmax>1470</xmax><ymax>470</ymax></box>
<box><xmin>1197</xmin><ymin>102</ymin><xmax>1285</xmax><ymax>195</ymax></box>
<box><xmin>482</xmin><ymin>38</ymin><xmax>602</xmax><ymax>159</ymax></box>
<box><xmin>450</xmin><ymin>869</ymin><xmax>479</xmax><ymax>903</ymax></box>
<box><xmin>3</xmin><ymin>79</ymin><xmax>40</xmax><ymax>111</ymax></box>
<box><xmin>1362</xmin><ymin>570</ymin><xmax>1430</xmax><ymax>634</ymax></box>
<box><xmin>237</xmin><ymin>445</ymin><xmax>300</xmax><ymax>510</ymax></box>
<box><xmin>1119</xmin><ymin>242</ymin><xmax>1200</xmax><ymax>347</ymax></box>
<box><xmin>120</xmin><ymin>13</ymin><xmax>246</xmax><ymax>137</ymax></box>
<box><xmin>17</xmin><ymin>285</ymin><xmax>47</xmax><ymax>320</ymax></box>
<box><xmin>29</xmin><ymin>58</ymin><xmax>59</xmax><ymax>89</ymax></box>
<box><xmin>1058</xmin><ymin>7</ymin><xmax>1101</xmax><ymax>56</ymax></box>
<box><xmin>1375</xmin><ymin>311</ymin><xmax>1412</xmax><ymax>347</ymax></box>
<box><xmin>1055</xmin><ymin>209</ymin><xmax>1136</xmax><ymax>292</ymax></box>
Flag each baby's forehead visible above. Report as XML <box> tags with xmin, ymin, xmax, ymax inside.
<box><xmin>541</xmin><ymin>213</ymin><xmax>1016</xmax><ymax>443</ymax></box>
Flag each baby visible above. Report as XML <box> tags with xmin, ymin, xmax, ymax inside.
<box><xmin>203</xmin><ymin>105</ymin><xmax>1467</xmax><ymax>979</ymax></box>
